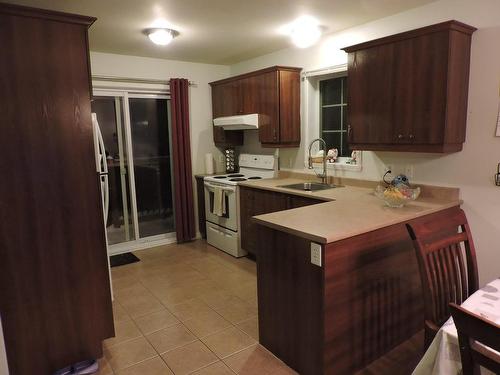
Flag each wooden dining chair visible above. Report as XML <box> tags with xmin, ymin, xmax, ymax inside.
<box><xmin>406</xmin><ymin>208</ymin><xmax>479</xmax><ymax>348</ymax></box>
<box><xmin>450</xmin><ymin>303</ymin><xmax>500</xmax><ymax>375</ymax></box>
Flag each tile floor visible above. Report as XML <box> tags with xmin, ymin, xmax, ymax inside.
<box><xmin>99</xmin><ymin>240</ymin><xmax>297</xmax><ymax>375</ymax></box>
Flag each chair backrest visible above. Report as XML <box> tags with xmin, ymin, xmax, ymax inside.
<box><xmin>450</xmin><ymin>303</ymin><xmax>500</xmax><ymax>375</ymax></box>
<box><xmin>406</xmin><ymin>208</ymin><xmax>479</xmax><ymax>344</ymax></box>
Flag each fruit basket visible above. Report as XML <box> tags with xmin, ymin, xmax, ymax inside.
<box><xmin>375</xmin><ymin>184</ymin><xmax>421</xmax><ymax>208</ymax></box>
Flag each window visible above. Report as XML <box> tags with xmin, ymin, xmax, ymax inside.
<box><xmin>303</xmin><ymin>65</ymin><xmax>361</xmax><ymax>171</ymax></box>
<box><xmin>319</xmin><ymin>76</ymin><xmax>350</xmax><ymax>157</ymax></box>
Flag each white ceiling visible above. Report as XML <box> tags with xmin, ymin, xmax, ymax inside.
<box><xmin>7</xmin><ymin>0</ymin><xmax>436</xmax><ymax>65</ymax></box>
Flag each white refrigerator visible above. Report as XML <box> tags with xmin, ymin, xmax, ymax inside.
<box><xmin>92</xmin><ymin>113</ymin><xmax>114</xmax><ymax>299</ymax></box>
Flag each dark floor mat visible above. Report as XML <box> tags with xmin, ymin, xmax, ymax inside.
<box><xmin>110</xmin><ymin>252</ymin><xmax>140</xmax><ymax>267</ymax></box>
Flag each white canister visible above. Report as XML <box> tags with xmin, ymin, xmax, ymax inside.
<box><xmin>205</xmin><ymin>153</ymin><xmax>214</xmax><ymax>174</ymax></box>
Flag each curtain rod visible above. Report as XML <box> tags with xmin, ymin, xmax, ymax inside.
<box><xmin>92</xmin><ymin>75</ymin><xmax>196</xmax><ymax>86</ymax></box>
<box><xmin>301</xmin><ymin>64</ymin><xmax>347</xmax><ymax>78</ymax></box>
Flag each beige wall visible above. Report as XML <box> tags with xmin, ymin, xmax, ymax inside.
<box><xmin>0</xmin><ymin>317</ymin><xmax>8</xmax><ymax>375</ymax></box>
<box><xmin>90</xmin><ymin>52</ymin><xmax>231</xmax><ymax>236</ymax></box>
<box><xmin>230</xmin><ymin>0</ymin><xmax>500</xmax><ymax>285</ymax></box>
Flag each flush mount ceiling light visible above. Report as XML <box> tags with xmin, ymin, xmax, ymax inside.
<box><xmin>145</xmin><ymin>28</ymin><xmax>179</xmax><ymax>46</ymax></box>
<box><xmin>281</xmin><ymin>16</ymin><xmax>322</xmax><ymax>48</ymax></box>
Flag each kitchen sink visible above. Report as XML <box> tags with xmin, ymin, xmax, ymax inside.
<box><xmin>278</xmin><ymin>182</ymin><xmax>340</xmax><ymax>191</ymax></box>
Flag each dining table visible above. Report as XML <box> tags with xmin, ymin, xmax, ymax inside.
<box><xmin>413</xmin><ymin>278</ymin><xmax>500</xmax><ymax>375</ymax></box>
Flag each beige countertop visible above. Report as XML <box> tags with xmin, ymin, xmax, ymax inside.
<box><xmin>240</xmin><ymin>176</ymin><xmax>461</xmax><ymax>244</ymax></box>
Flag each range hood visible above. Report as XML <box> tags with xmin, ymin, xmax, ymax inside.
<box><xmin>213</xmin><ymin>114</ymin><xmax>259</xmax><ymax>130</ymax></box>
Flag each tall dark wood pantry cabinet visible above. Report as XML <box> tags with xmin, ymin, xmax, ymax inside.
<box><xmin>0</xmin><ymin>4</ymin><xmax>114</xmax><ymax>375</ymax></box>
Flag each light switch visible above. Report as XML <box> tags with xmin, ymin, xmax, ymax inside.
<box><xmin>311</xmin><ymin>242</ymin><xmax>322</xmax><ymax>267</ymax></box>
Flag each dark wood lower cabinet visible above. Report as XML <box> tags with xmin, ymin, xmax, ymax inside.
<box><xmin>256</xmin><ymin>206</ymin><xmax>460</xmax><ymax>374</ymax></box>
<box><xmin>239</xmin><ymin>186</ymin><xmax>324</xmax><ymax>255</ymax></box>
<box><xmin>0</xmin><ymin>4</ymin><xmax>114</xmax><ymax>375</ymax></box>
<box><xmin>195</xmin><ymin>175</ymin><xmax>207</xmax><ymax>238</ymax></box>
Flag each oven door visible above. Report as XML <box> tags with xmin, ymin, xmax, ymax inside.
<box><xmin>204</xmin><ymin>181</ymin><xmax>238</xmax><ymax>232</ymax></box>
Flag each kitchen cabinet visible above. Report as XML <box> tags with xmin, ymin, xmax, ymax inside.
<box><xmin>0</xmin><ymin>4</ymin><xmax>114</xmax><ymax>375</ymax></box>
<box><xmin>343</xmin><ymin>20</ymin><xmax>476</xmax><ymax>153</ymax></box>
<box><xmin>240</xmin><ymin>186</ymin><xmax>323</xmax><ymax>255</ymax></box>
<box><xmin>211</xmin><ymin>83</ymin><xmax>244</xmax><ymax>146</ymax></box>
<box><xmin>255</xmin><ymin>207</ymin><xmax>461</xmax><ymax>374</ymax></box>
<box><xmin>195</xmin><ymin>175</ymin><xmax>207</xmax><ymax>239</ymax></box>
<box><xmin>210</xmin><ymin>66</ymin><xmax>301</xmax><ymax>147</ymax></box>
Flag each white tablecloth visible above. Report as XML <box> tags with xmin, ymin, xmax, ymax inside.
<box><xmin>413</xmin><ymin>278</ymin><xmax>500</xmax><ymax>375</ymax></box>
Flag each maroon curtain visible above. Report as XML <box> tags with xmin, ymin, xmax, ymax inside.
<box><xmin>170</xmin><ymin>78</ymin><xmax>195</xmax><ymax>242</ymax></box>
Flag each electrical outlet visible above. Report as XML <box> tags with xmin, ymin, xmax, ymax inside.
<box><xmin>311</xmin><ymin>242</ymin><xmax>322</xmax><ymax>267</ymax></box>
<box><xmin>405</xmin><ymin>164</ymin><xmax>415</xmax><ymax>179</ymax></box>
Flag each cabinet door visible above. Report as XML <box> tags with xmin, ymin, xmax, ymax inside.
<box><xmin>195</xmin><ymin>177</ymin><xmax>206</xmax><ymax>238</ymax></box>
<box><xmin>347</xmin><ymin>45</ymin><xmax>395</xmax><ymax>145</ymax></box>
<box><xmin>279</xmin><ymin>70</ymin><xmax>301</xmax><ymax>144</ymax></box>
<box><xmin>242</xmin><ymin>71</ymin><xmax>279</xmax><ymax>144</ymax></box>
<box><xmin>240</xmin><ymin>187</ymin><xmax>256</xmax><ymax>253</ymax></box>
<box><xmin>240</xmin><ymin>187</ymin><xmax>287</xmax><ymax>255</ymax></box>
<box><xmin>212</xmin><ymin>82</ymin><xmax>239</xmax><ymax>117</ymax></box>
<box><xmin>211</xmin><ymin>83</ymin><xmax>244</xmax><ymax>146</ymax></box>
<box><xmin>240</xmin><ymin>76</ymin><xmax>260</xmax><ymax>115</ymax></box>
<box><xmin>395</xmin><ymin>32</ymin><xmax>447</xmax><ymax>144</ymax></box>
<box><xmin>288</xmin><ymin>194</ymin><xmax>323</xmax><ymax>209</ymax></box>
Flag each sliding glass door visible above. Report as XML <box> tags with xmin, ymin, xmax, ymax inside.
<box><xmin>91</xmin><ymin>91</ymin><xmax>175</xmax><ymax>253</ymax></box>
<box><xmin>129</xmin><ymin>97</ymin><xmax>175</xmax><ymax>238</ymax></box>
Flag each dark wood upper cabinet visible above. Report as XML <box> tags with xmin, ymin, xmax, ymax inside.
<box><xmin>343</xmin><ymin>20</ymin><xmax>476</xmax><ymax>153</ymax></box>
<box><xmin>211</xmin><ymin>82</ymin><xmax>244</xmax><ymax>146</ymax></box>
<box><xmin>210</xmin><ymin>66</ymin><xmax>302</xmax><ymax>148</ymax></box>
<box><xmin>0</xmin><ymin>4</ymin><xmax>114</xmax><ymax>375</ymax></box>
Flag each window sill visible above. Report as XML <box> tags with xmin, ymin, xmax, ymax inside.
<box><xmin>310</xmin><ymin>154</ymin><xmax>362</xmax><ymax>172</ymax></box>
<box><xmin>312</xmin><ymin>161</ymin><xmax>362</xmax><ymax>172</ymax></box>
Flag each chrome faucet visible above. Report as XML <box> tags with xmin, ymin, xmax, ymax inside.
<box><xmin>308</xmin><ymin>138</ymin><xmax>327</xmax><ymax>184</ymax></box>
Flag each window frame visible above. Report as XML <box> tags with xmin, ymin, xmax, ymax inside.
<box><xmin>302</xmin><ymin>64</ymin><xmax>362</xmax><ymax>172</ymax></box>
<box><xmin>319</xmin><ymin>75</ymin><xmax>349</xmax><ymax>158</ymax></box>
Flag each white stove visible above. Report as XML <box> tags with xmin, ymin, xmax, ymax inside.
<box><xmin>204</xmin><ymin>154</ymin><xmax>277</xmax><ymax>257</ymax></box>
<box><xmin>204</xmin><ymin>154</ymin><xmax>277</xmax><ymax>186</ymax></box>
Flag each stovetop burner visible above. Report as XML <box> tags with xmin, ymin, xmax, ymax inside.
<box><xmin>229</xmin><ymin>178</ymin><xmax>247</xmax><ymax>182</ymax></box>
<box><xmin>247</xmin><ymin>176</ymin><xmax>262</xmax><ymax>180</ymax></box>
<box><xmin>227</xmin><ymin>174</ymin><xmax>244</xmax><ymax>177</ymax></box>
<box><xmin>213</xmin><ymin>175</ymin><xmax>227</xmax><ymax>179</ymax></box>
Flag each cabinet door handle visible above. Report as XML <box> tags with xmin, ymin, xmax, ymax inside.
<box><xmin>397</xmin><ymin>134</ymin><xmax>404</xmax><ymax>140</ymax></box>
<box><xmin>409</xmin><ymin>134</ymin><xmax>415</xmax><ymax>140</ymax></box>
<box><xmin>348</xmin><ymin>125</ymin><xmax>352</xmax><ymax>139</ymax></box>
<box><xmin>273</xmin><ymin>128</ymin><xmax>277</xmax><ymax>141</ymax></box>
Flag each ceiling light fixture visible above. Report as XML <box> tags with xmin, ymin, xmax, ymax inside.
<box><xmin>145</xmin><ymin>28</ymin><xmax>179</xmax><ymax>46</ymax></box>
<box><xmin>282</xmin><ymin>16</ymin><xmax>322</xmax><ymax>49</ymax></box>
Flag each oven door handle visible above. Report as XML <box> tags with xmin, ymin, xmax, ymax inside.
<box><xmin>204</xmin><ymin>182</ymin><xmax>236</xmax><ymax>193</ymax></box>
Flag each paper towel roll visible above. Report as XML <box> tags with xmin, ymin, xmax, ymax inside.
<box><xmin>205</xmin><ymin>153</ymin><xmax>214</xmax><ymax>174</ymax></box>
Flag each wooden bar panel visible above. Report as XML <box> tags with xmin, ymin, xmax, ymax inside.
<box><xmin>323</xmin><ymin>223</ymin><xmax>423</xmax><ymax>373</ymax></box>
<box><xmin>255</xmin><ymin>207</ymin><xmax>459</xmax><ymax>375</ymax></box>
